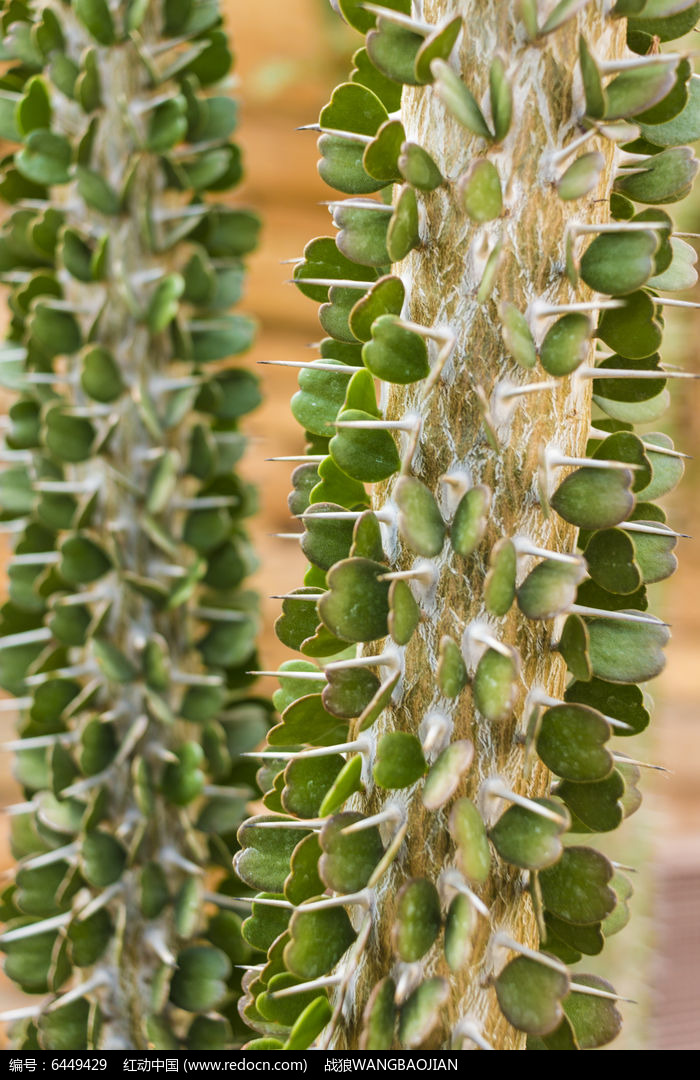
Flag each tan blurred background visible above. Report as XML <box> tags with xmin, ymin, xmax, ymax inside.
<box><xmin>1</xmin><ymin>0</ymin><xmax>699</xmax><ymax>1050</ymax></box>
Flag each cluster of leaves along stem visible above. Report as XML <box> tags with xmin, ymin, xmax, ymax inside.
<box><xmin>234</xmin><ymin>0</ymin><xmax>699</xmax><ymax>1054</ymax></box>
<box><xmin>0</xmin><ymin>0</ymin><xmax>267</xmax><ymax>1051</ymax></box>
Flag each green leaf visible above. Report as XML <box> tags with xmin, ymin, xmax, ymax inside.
<box><xmin>540</xmin><ymin>313</ymin><xmax>591</xmax><ymax>375</ymax></box>
<box><xmin>449</xmin><ymin>798</ymin><xmax>491</xmax><ymax>884</ymax></box>
<box><xmin>495</xmin><ymin>956</ymin><xmax>569</xmax><ymax>1036</ymax></box>
<box><xmin>473</xmin><ymin>647</ymin><xmax>518</xmax><ymax>722</ymax></box>
<box><xmin>431</xmin><ymin>59</ymin><xmax>491</xmax><ymax>138</ymax></box>
<box><xmin>398</xmin><ymin>978</ymin><xmax>449</xmax><ymax>1049</ymax></box>
<box><xmin>490</xmin><ymin>798</ymin><xmax>569</xmax><ymax>870</ymax></box>
<box><xmin>540</xmin><ymin>847</ymin><xmax>616</xmax><ymax>925</ymax></box>
<box><xmin>586</xmin><ymin>614</ymin><xmax>670</xmax><ymax>682</ymax></box>
<box><xmin>373</xmin><ymin>732</ymin><xmax>427</xmax><ymax>789</ymax></box>
<box><xmin>580</xmin><ymin>230</ymin><xmax>657</xmax><ymax>294</ymax></box>
<box><xmin>170</xmin><ymin>946</ymin><xmax>231</xmax><ymax>1014</ymax></box>
<box><xmin>458</xmin><ymin>159</ymin><xmax>502</xmax><ymax>223</ymax></box>
<box><xmin>319</xmin><ymin>812</ymin><xmax>384</xmax><ymax>894</ymax></box>
<box><xmin>551</xmin><ymin>467</ymin><xmax>634</xmax><ymax>530</ymax></box>
<box><xmin>614</xmin><ymin>146</ymin><xmax>698</xmax><ymax>204</ymax></box>
<box><xmin>393</xmin><ymin>878</ymin><xmax>442</xmax><ymax>961</ymax></box>
<box><xmin>558</xmin><ymin>152</ymin><xmax>604</xmax><ymax>200</ymax></box>
<box><xmin>16</xmin><ymin>130</ymin><xmax>72</xmax><ymax>185</ymax></box>
<box><xmin>423</xmin><ymin>741</ymin><xmax>473</xmax><ymax>810</ymax></box>
<box><xmin>394</xmin><ymin>476</ymin><xmax>445</xmax><ymax>556</ymax></box>
<box><xmin>329</xmin><ymin>409</ymin><xmax>400</xmax><ymax>483</ymax></box>
<box><xmin>320</xmin><ymin>558</ymin><xmax>390</xmax><ymax>643</ymax></box>
<box><xmin>74</xmin><ymin>0</ymin><xmax>116</xmax><ymax>44</ymax></box>
<box><xmin>604</xmin><ymin>59</ymin><xmax>678</xmax><ymax>119</ymax></box>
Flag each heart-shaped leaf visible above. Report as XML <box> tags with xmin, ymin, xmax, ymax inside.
<box><xmin>284</xmin><ymin>905</ymin><xmax>356</xmax><ymax>980</ymax></box>
<box><xmin>236</xmin><ymin>816</ymin><xmax>311</xmax><ymax>894</ymax></box>
<box><xmin>320</xmin><ymin>557</ymin><xmax>390</xmax><ymax>643</ymax></box>
<box><xmin>584</xmin><ymin>528</ymin><xmax>641</xmax><ymax>594</ymax></box>
<box><xmin>495</xmin><ymin>956</ymin><xmax>569</xmax><ymax>1036</ymax></box>
<box><xmin>333</xmin><ymin>202</ymin><xmax>391</xmax><ymax>267</ymax></box>
<box><xmin>319</xmin><ymin>812</ymin><xmax>384</xmax><ymax>894</ymax></box>
<box><xmin>540</xmin><ymin>846</ymin><xmax>616</xmax><ymax>925</ymax></box>
<box><xmin>580</xmin><ymin>230</ymin><xmax>657</xmax><ymax>294</ymax></box>
<box><xmin>349</xmin><ymin>276</ymin><xmax>405</xmax><ymax>342</ymax></box>
<box><xmin>282</xmin><ymin>756</ymin><xmax>344</xmax><ymax>820</ymax></box>
<box><xmin>323</xmin><ymin>665</ymin><xmax>380</xmax><ymax>718</ymax></box>
<box><xmin>565</xmin><ymin>677</ymin><xmax>649</xmax><ymax>737</ymax></box>
<box><xmin>537</xmin><ymin>704</ymin><xmax>613</xmax><ymax>782</ymax></box>
<box><xmin>555</xmin><ymin>771</ymin><xmax>625</xmax><ymax>833</ymax></box>
<box><xmin>363</xmin><ymin>119</ymin><xmax>405</xmax><ymax>182</ymax></box>
<box><xmin>388</xmin><ymin>579</ymin><xmax>420</xmax><ymax>646</ymax></box>
<box><xmin>329</xmin><ymin>409</ymin><xmax>400</xmax><ymax>483</ymax></box>
<box><xmin>551</xmin><ymin>467</ymin><xmax>634</xmax><ymax>530</ymax></box>
<box><xmin>563</xmin><ymin>973</ymin><xmax>623</xmax><ymax>1049</ymax></box>
<box><xmin>285</xmin><ymin>834</ymin><xmax>324</xmax><ymax>906</ymax></box>
<box><xmin>363</xmin><ymin>314</ymin><xmax>430</xmax><ymax>384</ymax></box>
<box><xmin>586</xmin><ymin>614</ymin><xmax>670</xmax><ymax>682</ymax></box>
<box><xmin>301</xmin><ymin>503</ymin><xmax>354</xmax><ymax>571</ymax></box>
<box><xmin>490</xmin><ymin>798</ymin><xmax>569</xmax><ymax>870</ymax></box>
<box><xmin>517</xmin><ymin>559</ymin><xmax>586</xmax><ymax>620</ymax></box>
<box><xmin>598</xmin><ymin>290</ymin><xmax>662</xmax><ymax>359</ymax></box>
<box><xmin>614</xmin><ymin>146</ymin><xmax>698</xmax><ymax>204</ymax></box>
<box><xmin>374</xmin><ymin>732</ymin><xmax>427</xmax><ymax>789</ymax></box>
